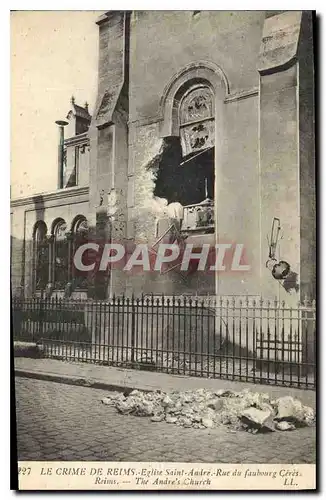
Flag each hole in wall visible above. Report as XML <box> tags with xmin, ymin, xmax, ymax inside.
<box><xmin>151</xmin><ymin>138</ymin><xmax>215</xmax><ymax>206</ymax></box>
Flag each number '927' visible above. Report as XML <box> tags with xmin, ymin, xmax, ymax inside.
<box><xmin>18</xmin><ymin>467</ymin><xmax>31</xmax><ymax>475</ymax></box>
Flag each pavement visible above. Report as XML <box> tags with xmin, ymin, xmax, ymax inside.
<box><xmin>15</xmin><ymin>377</ymin><xmax>316</xmax><ymax>463</ymax></box>
<box><xmin>14</xmin><ymin>357</ymin><xmax>316</xmax><ymax>408</ymax></box>
<box><xmin>14</xmin><ymin>357</ymin><xmax>316</xmax><ymax>463</ymax></box>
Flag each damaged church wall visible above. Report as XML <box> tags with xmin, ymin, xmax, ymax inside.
<box><xmin>127</xmin><ymin>10</ymin><xmax>266</xmax><ymax>298</ymax></box>
<box><xmin>128</xmin><ymin>122</ymin><xmax>161</xmax><ymax>244</ymax></box>
<box><xmin>126</xmin><ymin>121</ymin><xmax>189</xmax><ymax>296</ymax></box>
<box><xmin>90</xmin><ymin>10</ymin><xmax>315</xmax><ymax>302</ymax></box>
<box><xmin>129</xmin><ymin>11</ymin><xmax>266</xmax><ymax>123</ymax></box>
<box><xmin>122</xmin><ymin>9</ymin><xmax>315</xmax><ymax>313</ymax></box>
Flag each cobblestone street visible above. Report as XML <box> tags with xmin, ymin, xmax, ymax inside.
<box><xmin>15</xmin><ymin>377</ymin><xmax>316</xmax><ymax>463</ymax></box>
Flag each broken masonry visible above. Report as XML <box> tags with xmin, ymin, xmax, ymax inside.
<box><xmin>102</xmin><ymin>389</ymin><xmax>315</xmax><ymax>433</ymax></box>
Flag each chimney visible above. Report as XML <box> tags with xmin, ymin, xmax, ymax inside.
<box><xmin>55</xmin><ymin>120</ymin><xmax>68</xmax><ymax>189</ymax></box>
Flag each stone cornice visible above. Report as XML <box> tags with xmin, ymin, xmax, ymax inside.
<box><xmin>10</xmin><ymin>186</ymin><xmax>89</xmax><ymax>208</ymax></box>
<box><xmin>224</xmin><ymin>87</ymin><xmax>259</xmax><ymax>103</ymax></box>
<box><xmin>64</xmin><ymin>132</ymin><xmax>89</xmax><ymax>147</ymax></box>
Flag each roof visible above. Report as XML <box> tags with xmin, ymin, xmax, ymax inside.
<box><xmin>66</xmin><ymin>97</ymin><xmax>92</xmax><ymax>121</ymax></box>
<box><xmin>72</xmin><ymin>103</ymin><xmax>91</xmax><ymax>121</ymax></box>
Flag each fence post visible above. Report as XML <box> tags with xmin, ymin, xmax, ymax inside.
<box><xmin>131</xmin><ymin>296</ymin><xmax>135</xmax><ymax>364</ymax></box>
<box><xmin>13</xmin><ymin>297</ymin><xmax>23</xmax><ymax>340</ymax></box>
<box><xmin>302</xmin><ymin>297</ymin><xmax>316</xmax><ymax>379</ymax></box>
<box><xmin>38</xmin><ymin>296</ymin><xmax>44</xmax><ymax>341</ymax></box>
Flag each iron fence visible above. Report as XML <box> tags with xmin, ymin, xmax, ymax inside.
<box><xmin>12</xmin><ymin>294</ymin><xmax>316</xmax><ymax>389</ymax></box>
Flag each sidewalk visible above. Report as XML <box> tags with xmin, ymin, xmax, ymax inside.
<box><xmin>14</xmin><ymin>357</ymin><xmax>316</xmax><ymax>408</ymax></box>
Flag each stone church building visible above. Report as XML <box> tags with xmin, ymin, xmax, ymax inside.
<box><xmin>11</xmin><ymin>10</ymin><xmax>315</xmax><ymax>304</ymax></box>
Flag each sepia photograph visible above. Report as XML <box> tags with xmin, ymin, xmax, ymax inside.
<box><xmin>11</xmin><ymin>9</ymin><xmax>316</xmax><ymax>490</ymax></box>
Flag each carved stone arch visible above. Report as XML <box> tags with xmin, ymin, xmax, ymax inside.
<box><xmin>159</xmin><ymin>61</ymin><xmax>230</xmax><ymax>137</ymax></box>
<box><xmin>33</xmin><ymin>220</ymin><xmax>47</xmax><ymax>240</ymax></box>
<box><xmin>70</xmin><ymin>214</ymin><xmax>88</xmax><ymax>234</ymax></box>
<box><xmin>51</xmin><ymin>217</ymin><xmax>67</xmax><ymax>236</ymax></box>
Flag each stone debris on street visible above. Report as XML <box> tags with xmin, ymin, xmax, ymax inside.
<box><xmin>102</xmin><ymin>388</ymin><xmax>315</xmax><ymax>433</ymax></box>
<box><xmin>16</xmin><ymin>377</ymin><xmax>316</xmax><ymax>463</ymax></box>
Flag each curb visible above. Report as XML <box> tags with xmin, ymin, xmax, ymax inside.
<box><xmin>14</xmin><ymin>366</ymin><xmax>316</xmax><ymax>409</ymax></box>
<box><xmin>14</xmin><ymin>369</ymin><xmax>149</xmax><ymax>395</ymax></box>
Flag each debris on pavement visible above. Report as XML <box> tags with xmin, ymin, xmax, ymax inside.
<box><xmin>101</xmin><ymin>388</ymin><xmax>315</xmax><ymax>434</ymax></box>
<box><xmin>241</xmin><ymin>407</ymin><xmax>272</xmax><ymax>426</ymax></box>
<box><xmin>275</xmin><ymin>421</ymin><xmax>296</xmax><ymax>431</ymax></box>
<box><xmin>273</xmin><ymin>395</ymin><xmax>315</xmax><ymax>426</ymax></box>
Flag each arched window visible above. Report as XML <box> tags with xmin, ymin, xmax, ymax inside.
<box><xmin>153</xmin><ymin>82</ymin><xmax>215</xmax><ymax>209</ymax></box>
<box><xmin>179</xmin><ymin>84</ymin><xmax>215</xmax><ymax>158</ymax></box>
<box><xmin>53</xmin><ymin>219</ymin><xmax>68</xmax><ymax>290</ymax></box>
<box><xmin>71</xmin><ymin>216</ymin><xmax>89</xmax><ymax>289</ymax></box>
<box><xmin>33</xmin><ymin>221</ymin><xmax>48</xmax><ymax>291</ymax></box>
<box><xmin>176</xmin><ymin>83</ymin><xmax>215</xmax><ymax>229</ymax></box>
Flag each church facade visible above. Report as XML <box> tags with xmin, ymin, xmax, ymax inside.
<box><xmin>11</xmin><ymin>10</ymin><xmax>316</xmax><ymax>304</ymax></box>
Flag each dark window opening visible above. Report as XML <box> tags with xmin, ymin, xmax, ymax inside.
<box><xmin>72</xmin><ymin>218</ymin><xmax>89</xmax><ymax>289</ymax></box>
<box><xmin>153</xmin><ymin>142</ymin><xmax>214</xmax><ymax>206</ymax></box>
<box><xmin>53</xmin><ymin>220</ymin><xmax>68</xmax><ymax>290</ymax></box>
<box><xmin>34</xmin><ymin>222</ymin><xmax>48</xmax><ymax>291</ymax></box>
<box><xmin>152</xmin><ymin>137</ymin><xmax>182</xmax><ymax>203</ymax></box>
<box><xmin>179</xmin><ymin>147</ymin><xmax>214</xmax><ymax>205</ymax></box>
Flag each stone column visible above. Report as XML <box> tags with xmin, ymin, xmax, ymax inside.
<box><xmin>66</xmin><ymin>231</ymin><xmax>73</xmax><ymax>283</ymax></box>
<box><xmin>258</xmin><ymin>11</ymin><xmax>303</xmax><ymax>305</ymax></box>
<box><xmin>88</xmin><ymin>11</ymin><xmax>130</xmax><ymax>298</ymax></box>
<box><xmin>45</xmin><ymin>235</ymin><xmax>54</xmax><ymax>298</ymax></box>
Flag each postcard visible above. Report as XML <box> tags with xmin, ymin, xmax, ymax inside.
<box><xmin>11</xmin><ymin>10</ymin><xmax>316</xmax><ymax>491</ymax></box>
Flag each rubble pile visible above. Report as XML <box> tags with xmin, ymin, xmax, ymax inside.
<box><xmin>102</xmin><ymin>389</ymin><xmax>315</xmax><ymax>433</ymax></box>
